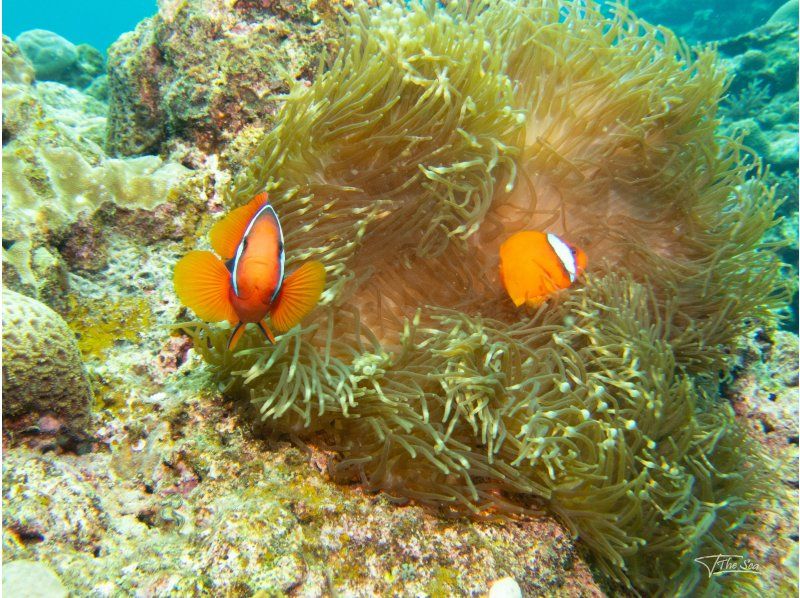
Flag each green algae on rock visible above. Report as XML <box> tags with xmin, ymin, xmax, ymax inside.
<box><xmin>105</xmin><ymin>0</ymin><xmax>338</xmax><ymax>159</ymax></box>
<box><xmin>179</xmin><ymin>0</ymin><xmax>789</xmax><ymax>595</ymax></box>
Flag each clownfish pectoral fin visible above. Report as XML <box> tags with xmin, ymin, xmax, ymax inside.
<box><xmin>270</xmin><ymin>261</ymin><xmax>326</xmax><ymax>333</ymax></box>
<box><xmin>257</xmin><ymin>319</ymin><xmax>276</xmax><ymax>344</ymax></box>
<box><xmin>227</xmin><ymin>322</ymin><xmax>247</xmax><ymax>351</ymax></box>
<box><xmin>209</xmin><ymin>192</ymin><xmax>269</xmax><ymax>260</ymax></box>
<box><xmin>173</xmin><ymin>250</ymin><xmax>237</xmax><ymax>323</ymax></box>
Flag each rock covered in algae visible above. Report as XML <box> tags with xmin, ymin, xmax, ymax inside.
<box><xmin>177</xmin><ymin>0</ymin><xmax>791</xmax><ymax>595</ymax></box>
<box><xmin>2</xmin><ymin>34</ymin><xmax>35</xmax><ymax>85</ymax></box>
<box><xmin>1</xmin><ymin>289</ymin><xmax>92</xmax><ymax>427</ymax></box>
<box><xmin>1</xmin><ymin>35</ymin><xmax>201</xmax><ymax>305</ymax></box>
<box><xmin>105</xmin><ymin>0</ymin><xmax>339</xmax><ymax>159</ymax></box>
<box><xmin>726</xmin><ymin>327</ymin><xmax>800</xmax><ymax>595</ymax></box>
<box><xmin>1</xmin><ymin>392</ymin><xmax>602</xmax><ymax>596</ymax></box>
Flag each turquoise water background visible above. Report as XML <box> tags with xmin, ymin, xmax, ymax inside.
<box><xmin>3</xmin><ymin>0</ymin><xmax>157</xmax><ymax>52</ymax></box>
<box><xmin>1</xmin><ymin>0</ymin><xmax>788</xmax><ymax>52</ymax></box>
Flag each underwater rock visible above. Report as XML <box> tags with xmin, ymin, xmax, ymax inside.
<box><xmin>14</xmin><ymin>29</ymin><xmax>106</xmax><ymax>90</ymax></box>
<box><xmin>716</xmin><ymin>0</ymin><xmax>798</xmax><ymax>329</ymax></box>
<box><xmin>35</xmin><ymin>81</ymin><xmax>108</xmax><ymax>145</ymax></box>
<box><xmin>719</xmin><ymin>15</ymin><xmax>799</xmax><ymax>95</ymax></box>
<box><xmin>767</xmin><ymin>0</ymin><xmax>799</xmax><ymax>27</ymax></box>
<box><xmin>3</xmin><ymin>241</ymin><xmax>71</xmax><ymax>311</ymax></box>
<box><xmin>58</xmin><ymin>218</ymin><xmax>109</xmax><ymax>273</ymax></box>
<box><xmin>85</xmin><ymin>74</ymin><xmax>109</xmax><ymax>102</ymax></box>
<box><xmin>729</xmin><ymin>118</ymin><xmax>772</xmax><ymax>157</ymax></box>
<box><xmin>105</xmin><ymin>0</ymin><xmax>336</xmax><ymax>160</ymax></box>
<box><xmin>729</xmin><ymin>329</ymin><xmax>799</xmax><ymax>478</ymax></box>
<box><xmin>3</xmin><ymin>451</ymin><xmax>107</xmax><ymax>553</ymax></box>
<box><xmin>630</xmin><ymin>0</ymin><xmax>786</xmax><ymax>42</ymax></box>
<box><xmin>1</xmin><ymin>396</ymin><xmax>601</xmax><ymax>596</ymax></box>
<box><xmin>1</xmin><ymin>289</ymin><xmax>92</xmax><ymax>428</ymax></box>
<box><xmin>768</xmin><ymin>131</ymin><xmax>800</xmax><ymax>170</ymax></box>
<box><xmin>2</xmin><ymin>36</ymin><xmax>197</xmax><ymax>303</ymax></box>
<box><xmin>2</xmin><ymin>35</ymin><xmax>35</xmax><ymax>86</ymax></box>
<box><xmin>65</xmin><ymin>44</ymin><xmax>106</xmax><ymax>90</ymax></box>
<box><xmin>16</xmin><ymin>29</ymin><xmax>78</xmax><ymax>80</ymax></box>
<box><xmin>2</xmin><ymin>560</ymin><xmax>68</xmax><ymax>598</ymax></box>
<box><xmin>726</xmin><ymin>328</ymin><xmax>799</xmax><ymax>594</ymax></box>
<box><xmin>2</xmin><ymin>38</ymin><xmax>41</xmax><ymax>142</ymax></box>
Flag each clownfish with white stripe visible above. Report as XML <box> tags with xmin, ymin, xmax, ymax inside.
<box><xmin>173</xmin><ymin>192</ymin><xmax>326</xmax><ymax>351</ymax></box>
<box><xmin>499</xmin><ymin>230</ymin><xmax>587</xmax><ymax>307</ymax></box>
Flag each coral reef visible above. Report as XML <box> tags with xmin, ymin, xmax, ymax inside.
<box><xmin>630</xmin><ymin>0</ymin><xmax>787</xmax><ymax>42</ymax></box>
<box><xmin>1</xmin><ymin>36</ymin><xmax>200</xmax><ymax>305</ymax></box>
<box><xmin>1</xmin><ymin>0</ymin><xmax>795</xmax><ymax>596</ymax></box>
<box><xmin>2</xmin><ymin>35</ymin><xmax>35</xmax><ymax>86</ymax></box>
<box><xmin>178</xmin><ymin>1</ymin><xmax>789</xmax><ymax>594</ymax></box>
<box><xmin>717</xmin><ymin>2</ymin><xmax>798</xmax><ymax>167</ymax></box>
<box><xmin>15</xmin><ymin>30</ymin><xmax>78</xmax><ymax>80</ymax></box>
<box><xmin>105</xmin><ymin>0</ymin><xmax>339</xmax><ymax>159</ymax></box>
<box><xmin>2</xmin><ymin>289</ymin><xmax>92</xmax><ymax>428</ymax></box>
<box><xmin>716</xmin><ymin>5</ymin><xmax>799</xmax><ymax>327</ymax></box>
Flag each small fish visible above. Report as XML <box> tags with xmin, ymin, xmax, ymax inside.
<box><xmin>499</xmin><ymin>230</ymin><xmax>587</xmax><ymax>307</ymax></box>
<box><xmin>173</xmin><ymin>192</ymin><xmax>326</xmax><ymax>350</ymax></box>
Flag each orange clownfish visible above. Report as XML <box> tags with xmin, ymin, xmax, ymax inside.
<box><xmin>499</xmin><ymin>230</ymin><xmax>587</xmax><ymax>307</ymax></box>
<box><xmin>173</xmin><ymin>192</ymin><xmax>326</xmax><ymax>351</ymax></box>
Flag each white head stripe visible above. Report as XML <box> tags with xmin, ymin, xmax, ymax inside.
<box><xmin>546</xmin><ymin>233</ymin><xmax>577</xmax><ymax>283</ymax></box>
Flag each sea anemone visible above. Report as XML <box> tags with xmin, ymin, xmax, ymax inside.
<box><xmin>179</xmin><ymin>0</ymin><xmax>787</xmax><ymax>594</ymax></box>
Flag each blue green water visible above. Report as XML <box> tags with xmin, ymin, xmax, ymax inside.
<box><xmin>1</xmin><ymin>0</ymin><xmax>789</xmax><ymax>52</ymax></box>
<box><xmin>3</xmin><ymin>0</ymin><xmax>156</xmax><ymax>52</ymax></box>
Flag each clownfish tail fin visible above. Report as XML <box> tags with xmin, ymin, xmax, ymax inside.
<box><xmin>257</xmin><ymin>319</ymin><xmax>276</xmax><ymax>344</ymax></box>
<box><xmin>270</xmin><ymin>261</ymin><xmax>326</xmax><ymax>333</ymax></box>
<box><xmin>173</xmin><ymin>250</ymin><xmax>237</xmax><ymax>323</ymax></box>
<box><xmin>227</xmin><ymin>322</ymin><xmax>246</xmax><ymax>351</ymax></box>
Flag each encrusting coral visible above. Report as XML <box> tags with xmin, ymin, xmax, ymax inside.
<box><xmin>179</xmin><ymin>1</ymin><xmax>788</xmax><ymax>595</ymax></box>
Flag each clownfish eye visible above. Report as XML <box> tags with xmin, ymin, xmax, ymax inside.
<box><xmin>570</xmin><ymin>247</ymin><xmax>577</xmax><ymax>255</ymax></box>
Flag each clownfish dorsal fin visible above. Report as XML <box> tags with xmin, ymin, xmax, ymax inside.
<box><xmin>270</xmin><ymin>261</ymin><xmax>326</xmax><ymax>333</ymax></box>
<box><xmin>173</xmin><ymin>250</ymin><xmax>237</xmax><ymax>323</ymax></box>
<box><xmin>210</xmin><ymin>192</ymin><xmax>269</xmax><ymax>260</ymax></box>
